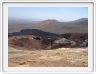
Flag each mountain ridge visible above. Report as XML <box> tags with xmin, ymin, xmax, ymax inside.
<box><xmin>9</xmin><ymin>18</ymin><xmax>88</xmax><ymax>34</ymax></box>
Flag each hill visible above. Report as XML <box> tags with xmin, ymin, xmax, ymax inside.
<box><xmin>8</xmin><ymin>18</ymin><xmax>88</xmax><ymax>34</ymax></box>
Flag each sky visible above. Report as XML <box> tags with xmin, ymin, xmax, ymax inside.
<box><xmin>8</xmin><ymin>7</ymin><xmax>88</xmax><ymax>22</ymax></box>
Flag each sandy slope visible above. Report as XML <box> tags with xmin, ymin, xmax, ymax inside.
<box><xmin>8</xmin><ymin>47</ymin><xmax>88</xmax><ymax>67</ymax></box>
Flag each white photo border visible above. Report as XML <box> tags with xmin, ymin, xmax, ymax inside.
<box><xmin>0</xmin><ymin>2</ymin><xmax>2</xmax><ymax>71</ymax></box>
<box><xmin>94</xmin><ymin>2</ymin><xmax>96</xmax><ymax>72</ymax></box>
<box><xmin>2</xmin><ymin>0</ymin><xmax>93</xmax><ymax>3</ymax></box>
<box><xmin>2</xmin><ymin>2</ymin><xmax>94</xmax><ymax>73</ymax></box>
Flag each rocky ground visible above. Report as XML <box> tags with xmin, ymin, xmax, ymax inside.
<box><xmin>8</xmin><ymin>31</ymin><xmax>88</xmax><ymax>67</ymax></box>
<box><xmin>8</xmin><ymin>47</ymin><xmax>88</xmax><ymax>67</ymax></box>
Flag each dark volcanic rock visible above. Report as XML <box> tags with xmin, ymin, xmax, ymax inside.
<box><xmin>8</xmin><ymin>29</ymin><xmax>88</xmax><ymax>50</ymax></box>
<box><xmin>9</xmin><ymin>29</ymin><xmax>59</xmax><ymax>39</ymax></box>
<box><xmin>59</xmin><ymin>33</ymin><xmax>88</xmax><ymax>47</ymax></box>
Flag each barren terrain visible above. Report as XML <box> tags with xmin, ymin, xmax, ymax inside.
<box><xmin>8</xmin><ymin>47</ymin><xmax>88</xmax><ymax>67</ymax></box>
<box><xmin>8</xmin><ymin>18</ymin><xmax>88</xmax><ymax>67</ymax></box>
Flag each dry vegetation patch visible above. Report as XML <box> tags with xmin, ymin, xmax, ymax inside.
<box><xmin>8</xmin><ymin>47</ymin><xmax>88</xmax><ymax>67</ymax></box>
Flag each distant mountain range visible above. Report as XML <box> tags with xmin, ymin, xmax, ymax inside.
<box><xmin>8</xmin><ymin>18</ymin><xmax>88</xmax><ymax>34</ymax></box>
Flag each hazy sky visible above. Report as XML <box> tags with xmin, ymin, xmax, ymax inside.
<box><xmin>8</xmin><ymin>7</ymin><xmax>88</xmax><ymax>22</ymax></box>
